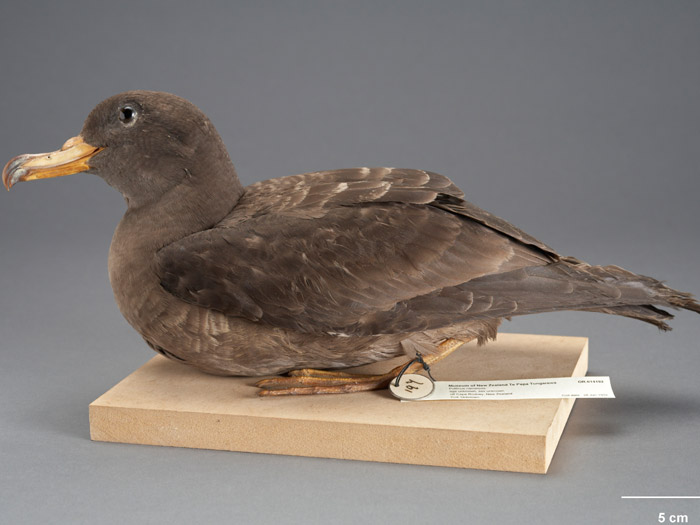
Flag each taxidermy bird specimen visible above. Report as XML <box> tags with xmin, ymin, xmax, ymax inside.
<box><xmin>4</xmin><ymin>91</ymin><xmax>699</xmax><ymax>396</ymax></box>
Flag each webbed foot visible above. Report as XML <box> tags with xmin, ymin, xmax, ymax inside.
<box><xmin>255</xmin><ymin>338</ymin><xmax>466</xmax><ymax>396</ymax></box>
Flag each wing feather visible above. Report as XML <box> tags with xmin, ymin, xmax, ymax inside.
<box><xmin>157</xmin><ymin>168</ymin><xmax>555</xmax><ymax>335</ymax></box>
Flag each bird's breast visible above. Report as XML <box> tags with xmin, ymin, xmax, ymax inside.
<box><xmin>108</xmin><ymin>220</ymin><xmax>169</xmax><ymax>335</ymax></box>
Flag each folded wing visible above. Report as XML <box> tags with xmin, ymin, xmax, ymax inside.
<box><xmin>156</xmin><ymin>168</ymin><xmax>556</xmax><ymax>336</ymax></box>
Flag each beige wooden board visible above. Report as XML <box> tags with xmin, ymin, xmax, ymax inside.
<box><xmin>90</xmin><ymin>333</ymin><xmax>588</xmax><ymax>474</ymax></box>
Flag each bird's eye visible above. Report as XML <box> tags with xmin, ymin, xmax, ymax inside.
<box><xmin>118</xmin><ymin>106</ymin><xmax>138</xmax><ymax>126</ymax></box>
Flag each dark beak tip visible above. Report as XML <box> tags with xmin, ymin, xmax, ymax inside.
<box><xmin>2</xmin><ymin>155</ymin><xmax>24</xmax><ymax>191</ymax></box>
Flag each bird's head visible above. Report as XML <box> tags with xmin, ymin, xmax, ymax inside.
<box><xmin>3</xmin><ymin>91</ymin><xmax>237</xmax><ymax>208</ymax></box>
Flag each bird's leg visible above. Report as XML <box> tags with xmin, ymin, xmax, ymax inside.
<box><xmin>255</xmin><ymin>338</ymin><xmax>467</xmax><ymax>396</ymax></box>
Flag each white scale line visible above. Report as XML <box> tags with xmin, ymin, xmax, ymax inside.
<box><xmin>621</xmin><ymin>496</ymin><xmax>700</xmax><ymax>499</ymax></box>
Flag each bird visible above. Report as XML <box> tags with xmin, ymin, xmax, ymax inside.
<box><xmin>4</xmin><ymin>90</ymin><xmax>699</xmax><ymax>396</ymax></box>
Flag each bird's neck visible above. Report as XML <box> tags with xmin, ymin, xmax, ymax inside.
<box><xmin>108</xmin><ymin>161</ymin><xmax>244</xmax><ymax>297</ymax></box>
<box><xmin>107</xmin><ymin>164</ymin><xmax>245</xmax><ymax>327</ymax></box>
<box><xmin>118</xmin><ymin>167</ymin><xmax>244</xmax><ymax>250</ymax></box>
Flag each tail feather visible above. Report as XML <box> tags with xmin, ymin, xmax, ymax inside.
<box><xmin>577</xmin><ymin>305</ymin><xmax>674</xmax><ymax>330</ymax></box>
<box><xmin>578</xmin><ymin>263</ymin><xmax>700</xmax><ymax>317</ymax></box>
<box><xmin>666</xmin><ymin>294</ymin><xmax>700</xmax><ymax>314</ymax></box>
<box><xmin>459</xmin><ymin>259</ymin><xmax>700</xmax><ymax>328</ymax></box>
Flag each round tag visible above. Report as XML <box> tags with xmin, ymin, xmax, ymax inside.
<box><xmin>389</xmin><ymin>373</ymin><xmax>435</xmax><ymax>400</ymax></box>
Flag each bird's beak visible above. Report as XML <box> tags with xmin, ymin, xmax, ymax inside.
<box><xmin>2</xmin><ymin>135</ymin><xmax>103</xmax><ymax>191</ymax></box>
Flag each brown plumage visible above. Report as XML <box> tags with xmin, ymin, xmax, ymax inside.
<box><xmin>4</xmin><ymin>90</ymin><xmax>699</xmax><ymax>387</ymax></box>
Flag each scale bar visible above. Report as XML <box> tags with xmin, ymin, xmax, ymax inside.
<box><xmin>621</xmin><ymin>496</ymin><xmax>700</xmax><ymax>499</ymax></box>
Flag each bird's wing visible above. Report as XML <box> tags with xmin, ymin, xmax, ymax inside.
<box><xmin>156</xmin><ymin>168</ymin><xmax>556</xmax><ymax>335</ymax></box>
<box><xmin>217</xmin><ymin>167</ymin><xmax>557</xmax><ymax>256</ymax></box>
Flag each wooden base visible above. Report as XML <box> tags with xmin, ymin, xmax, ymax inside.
<box><xmin>89</xmin><ymin>333</ymin><xmax>588</xmax><ymax>474</ymax></box>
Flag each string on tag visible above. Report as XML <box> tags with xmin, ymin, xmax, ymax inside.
<box><xmin>394</xmin><ymin>351</ymin><xmax>435</xmax><ymax>387</ymax></box>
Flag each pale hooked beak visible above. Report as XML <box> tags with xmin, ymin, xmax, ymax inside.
<box><xmin>2</xmin><ymin>135</ymin><xmax>103</xmax><ymax>190</ymax></box>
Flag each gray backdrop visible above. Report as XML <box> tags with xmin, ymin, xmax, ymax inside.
<box><xmin>1</xmin><ymin>1</ymin><xmax>699</xmax><ymax>523</ymax></box>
